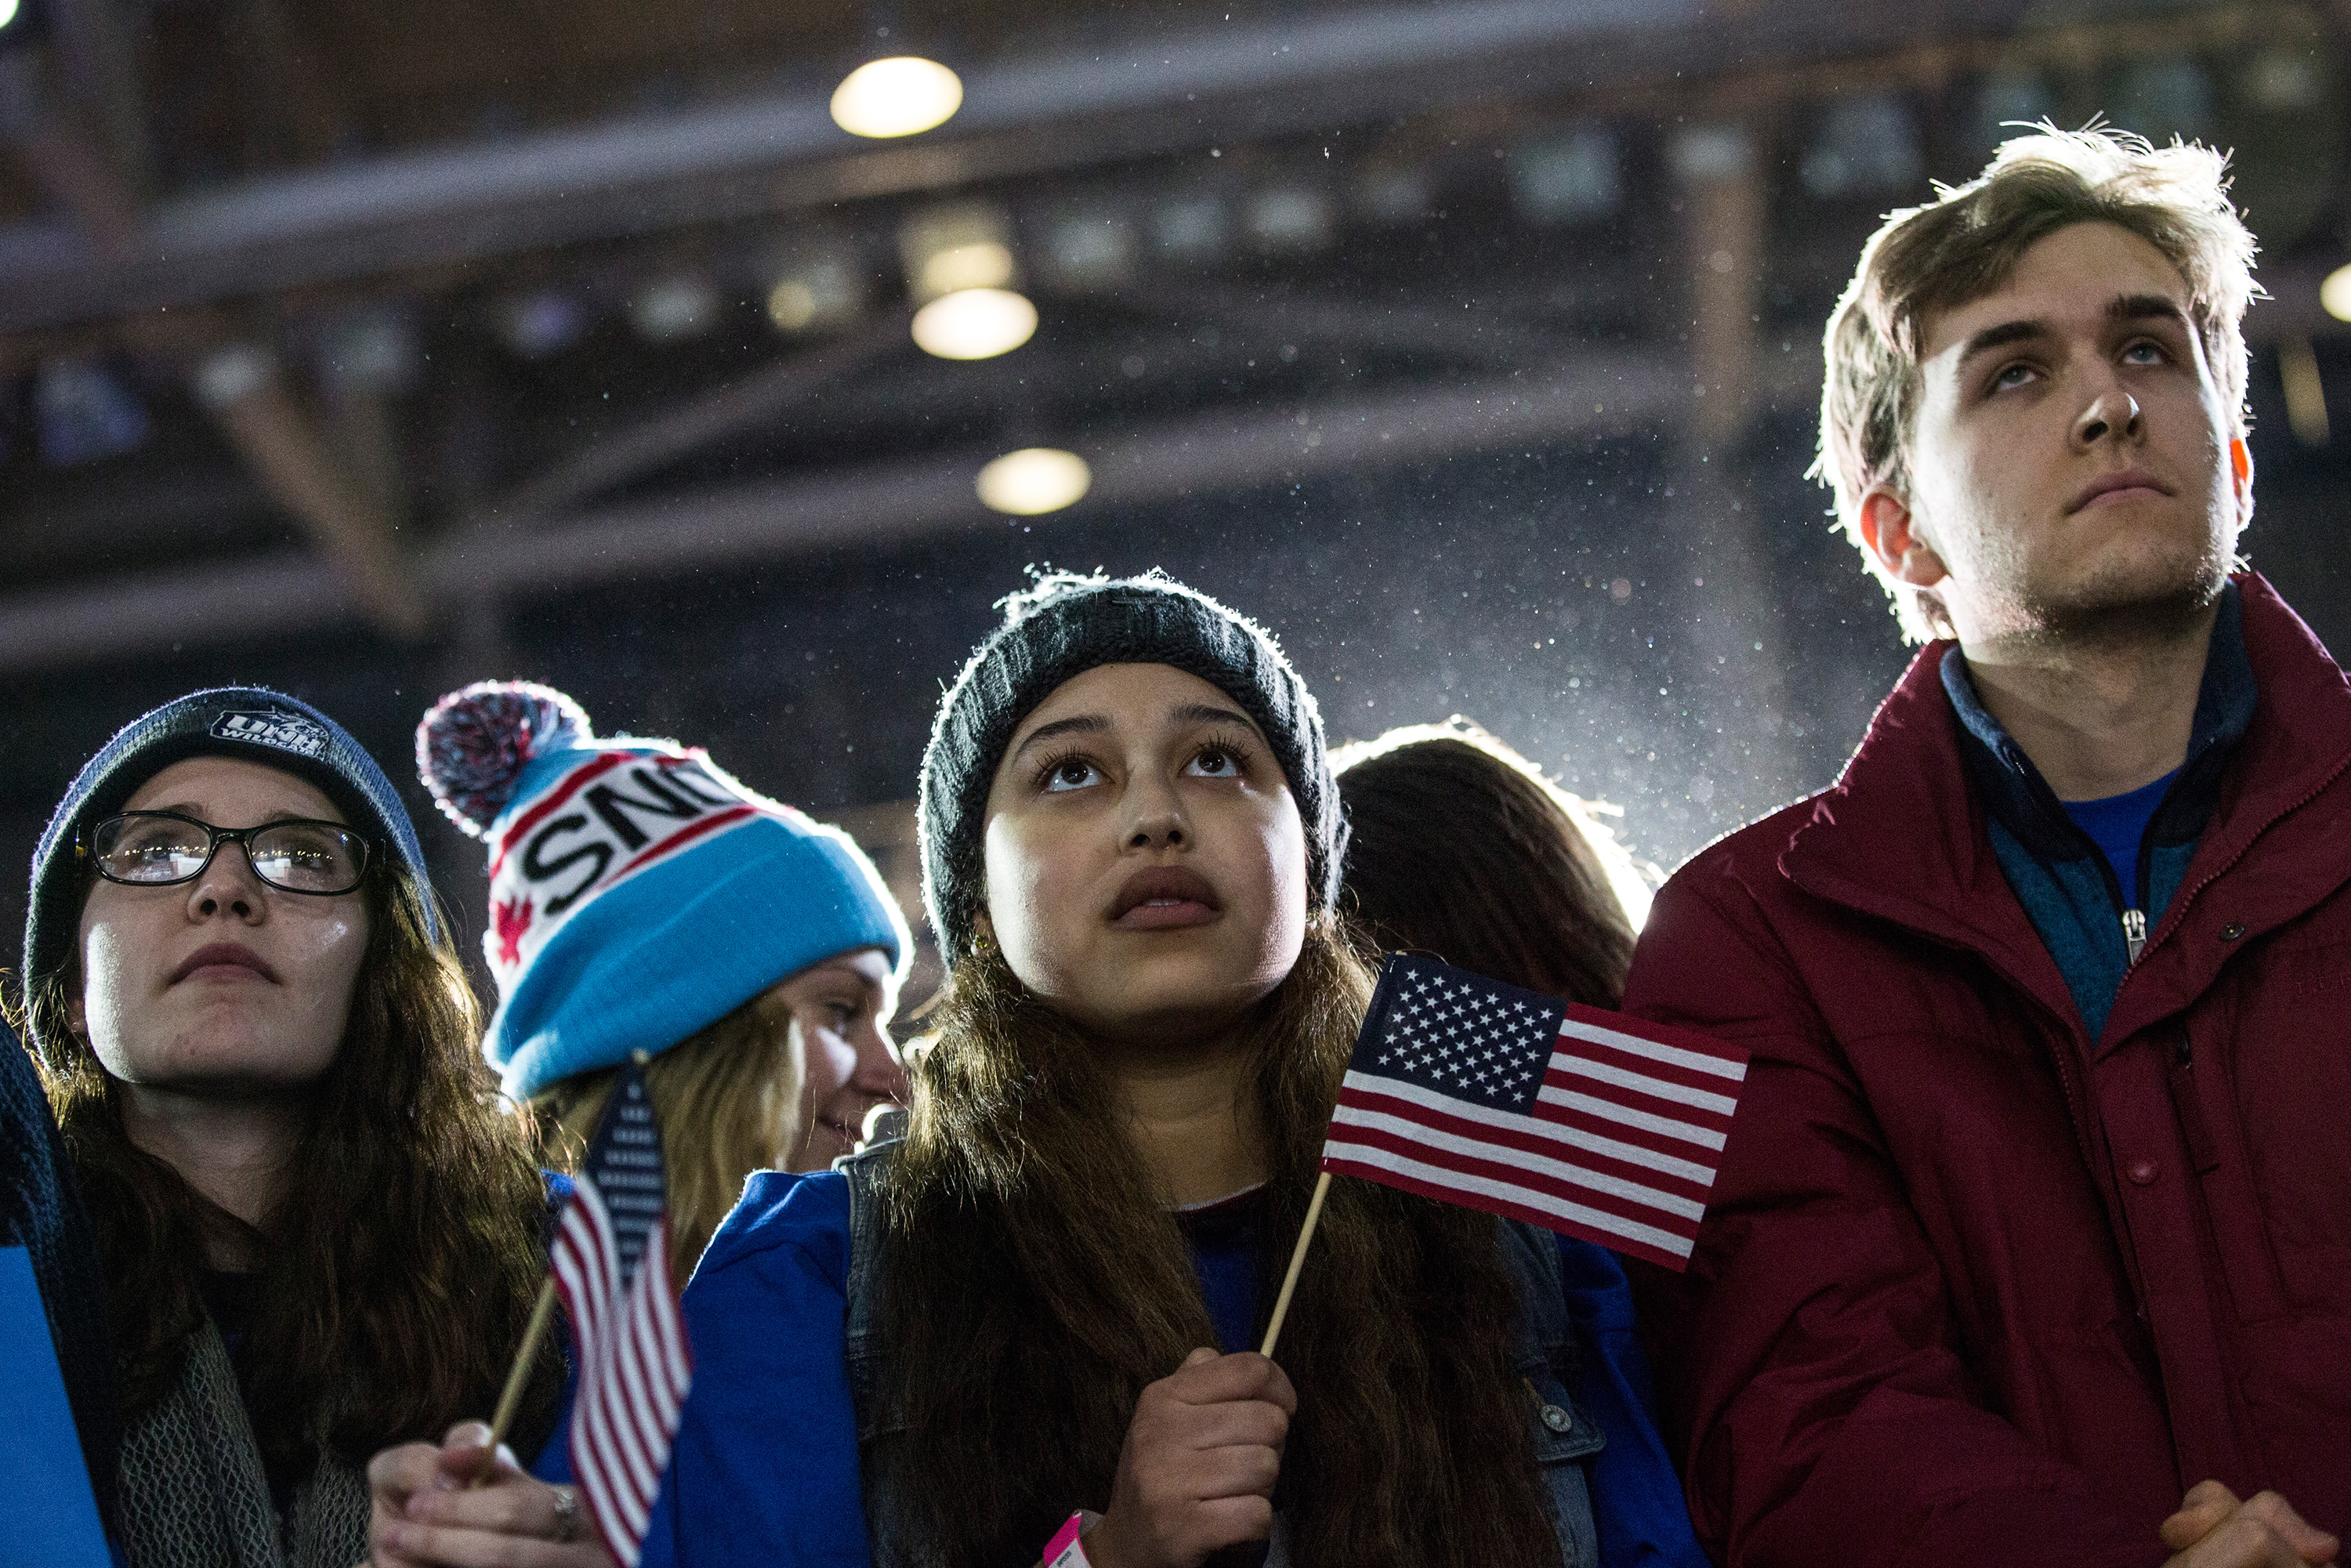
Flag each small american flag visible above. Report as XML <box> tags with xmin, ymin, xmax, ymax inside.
<box><xmin>549</xmin><ymin>1063</ymin><xmax>692</xmax><ymax>1566</ymax></box>
<box><xmin>1321</xmin><ymin>954</ymin><xmax>1749</xmax><ymax>1270</ymax></box>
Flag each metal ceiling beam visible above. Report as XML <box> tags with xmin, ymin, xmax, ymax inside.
<box><xmin>192</xmin><ymin>344</ymin><xmax>431</xmax><ymax>637</ymax></box>
<box><xmin>0</xmin><ymin>0</ymin><xmax>1748</xmax><ymax>334</ymax></box>
<box><xmin>1674</xmin><ymin>124</ymin><xmax>1766</xmax><ymax>447</ymax></box>
<box><xmin>42</xmin><ymin>0</ymin><xmax>153</xmax><ymax>200</ymax></box>
<box><xmin>485</xmin><ymin>311</ymin><xmax>911</xmax><ymax>523</ymax></box>
<box><xmin>4</xmin><ymin>113</ymin><xmax>140</xmax><ymax>252</ymax></box>
<box><xmin>0</xmin><ymin>343</ymin><xmax>1817</xmax><ymax>672</ymax></box>
<box><xmin>0</xmin><ymin>53</ymin><xmax>140</xmax><ymax>251</ymax></box>
<box><xmin>0</xmin><ymin>1</ymin><xmax>2304</xmax><ymax>339</ymax></box>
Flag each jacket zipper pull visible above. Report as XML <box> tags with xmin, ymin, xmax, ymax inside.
<box><xmin>2122</xmin><ymin>907</ymin><xmax>2148</xmax><ymax>965</ymax></box>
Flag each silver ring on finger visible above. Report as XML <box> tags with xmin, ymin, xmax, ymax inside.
<box><xmin>549</xmin><ymin>1483</ymin><xmax>581</xmax><ymax>1543</ymax></box>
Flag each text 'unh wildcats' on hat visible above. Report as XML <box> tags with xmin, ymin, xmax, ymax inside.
<box><xmin>418</xmin><ymin>683</ymin><xmax>907</xmax><ymax>1102</ymax></box>
<box><xmin>208</xmin><ymin>704</ymin><xmax>335</xmax><ymax>759</ymax></box>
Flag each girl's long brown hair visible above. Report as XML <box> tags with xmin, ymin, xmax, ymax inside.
<box><xmin>21</xmin><ymin>869</ymin><xmax>563</xmax><ymax>1480</ymax></box>
<box><xmin>1335</xmin><ymin>729</ymin><xmax>1637</xmax><ymax>1008</ymax></box>
<box><xmin>868</xmin><ymin>922</ymin><xmax>1561</xmax><ymax>1568</ymax></box>
<box><xmin>531</xmin><ymin>985</ymin><xmax>802</xmax><ymax>1292</ymax></box>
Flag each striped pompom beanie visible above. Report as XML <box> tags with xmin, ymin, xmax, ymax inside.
<box><xmin>418</xmin><ymin>681</ymin><xmax>908</xmax><ymax>1101</ymax></box>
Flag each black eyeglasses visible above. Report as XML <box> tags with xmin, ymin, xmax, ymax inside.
<box><xmin>82</xmin><ymin>811</ymin><xmax>373</xmax><ymax>896</ymax></box>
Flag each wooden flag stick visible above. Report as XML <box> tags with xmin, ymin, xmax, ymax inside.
<box><xmin>478</xmin><ymin>1276</ymin><xmax>559</xmax><ymax>1480</ymax></box>
<box><xmin>1258</xmin><ymin>1170</ymin><xmax>1331</xmax><ymax>1360</ymax></box>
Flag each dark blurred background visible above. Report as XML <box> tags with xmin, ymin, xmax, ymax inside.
<box><xmin>2</xmin><ymin>0</ymin><xmax>2347</xmax><ymax>1006</ymax></box>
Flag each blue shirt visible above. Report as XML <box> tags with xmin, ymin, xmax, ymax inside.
<box><xmin>1555</xmin><ymin>1237</ymin><xmax>1711</xmax><ymax>1568</ymax></box>
<box><xmin>657</xmin><ymin>1168</ymin><xmax>1705</xmax><ymax>1567</ymax></box>
<box><xmin>2059</xmin><ymin>768</ymin><xmax>2179</xmax><ymax>905</ymax></box>
<box><xmin>1172</xmin><ymin>1189</ymin><xmax>1264</xmax><ymax>1353</ymax></box>
<box><xmin>1943</xmin><ymin>584</ymin><xmax>2258</xmax><ymax>1037</ymax></box>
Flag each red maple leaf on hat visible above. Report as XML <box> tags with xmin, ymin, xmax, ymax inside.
<box><xmin>492</xmin><ymin>896</ymin><xmax>534</xmax><ymax>969</ymax></box>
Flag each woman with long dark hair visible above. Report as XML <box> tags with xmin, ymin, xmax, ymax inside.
<box><xmin>1331</xmin><ymin>719</ymin><xmax>1648</xmax><ymax>1005</ymax></box>
<box><xmin>1334</xmin><ymin>721</ymin><xmax>1707</xmax><ymax>1568</ymax></box>
<box><xmin>13</xmin><ymin>688</ymin><xmax>563</xmax><ymax>1568</ymax></box>
<box><xmin>697</xmin><ymin>571</ymin><xmax>1618</xmax><ymax>1567</ymax></box>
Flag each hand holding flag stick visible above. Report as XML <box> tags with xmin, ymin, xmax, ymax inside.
<box><xmin>1260</xmin><ymin>954</ymin><xmax>1751</xmax><ymax>1359</ymax></box>
<box><xmin>482</xmin><ymin>1279</ymin><xmax>560</xmax><ymax>1467</ymax></box>
<box><xmin>1256</xmin><ymin>1171</ymin><xmax>1328</xmax><ymax>1359</ymax></box>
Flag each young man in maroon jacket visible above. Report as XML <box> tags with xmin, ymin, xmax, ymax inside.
<box><xmin>1625</xmin><ymin>127</ymin><xmax>2350</xmax><ymax>1568</ymax></box>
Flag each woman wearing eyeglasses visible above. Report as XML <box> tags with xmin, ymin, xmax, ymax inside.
<box><xmin>10</xmin><ymin>688</ymin><xmax>567</xmax><ymax>1568</ymax></box>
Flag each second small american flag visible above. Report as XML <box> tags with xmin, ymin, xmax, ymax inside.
<box><xmin>1321</xmin><ymin>954</ymin><xmax>1749</xmax><ymax>1270</ymax></box>
<box><xmin>551</xmin><ymin>1062</ymin><xmax>693</xmax><ymax>1566</ymax></box>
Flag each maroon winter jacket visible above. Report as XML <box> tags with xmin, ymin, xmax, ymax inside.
<box><xmin>1623</xmin><ymin>573</ymin><xmax>2351</xmax><ymax>1568</ymax></box>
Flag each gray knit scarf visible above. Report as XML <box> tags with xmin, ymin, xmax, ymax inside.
<box><xmin>115</xmin><ymin>1319</ymin><xmax>371</xmax><ymax>1568</ymax></box>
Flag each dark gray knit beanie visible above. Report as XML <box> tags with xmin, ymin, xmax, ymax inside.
<box><xmin>918</xmin><ymin>570</ymin><xmax>1345</xmax><ymax>965</ymax></box>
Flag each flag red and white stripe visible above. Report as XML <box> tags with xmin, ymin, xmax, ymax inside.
<box><xmin>1320</xmin><ymin>954</ymin><xmax>1748</xmax><ymax>1270</ymax></box>
<box><xmin>548</xmin><ymin>1066</ymin><xmax>692</xmax><ymax>1566</ymax></box>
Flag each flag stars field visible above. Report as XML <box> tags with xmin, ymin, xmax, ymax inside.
<box><xmin>1320</xmin><ymin>954</ymin><xmax>1751</xmax><ymax>1270</ymax></box>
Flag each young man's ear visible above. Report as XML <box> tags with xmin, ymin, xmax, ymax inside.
<box><xmin>1858</xmin><ymin>488</ymin><xmax>1950</xmax><ymax>588</ymax></box>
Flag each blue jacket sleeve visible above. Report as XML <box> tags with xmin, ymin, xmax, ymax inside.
<box><xmin>1556</xmin><ymin>1237</ymin><xmax>1711</xmax><ymax>1568</ymax></box>
<box><xmin>668</xmin><ymin>1170</ymin><xmax>872</xmax><ymax>1568</ymax></box>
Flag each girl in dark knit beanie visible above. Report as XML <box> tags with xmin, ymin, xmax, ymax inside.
<box><xmin>736</xmin><ymin>569</ymin><xmax>1614</xmax><ymax>1568</ymax></box>
<box><xmin>371</xmin><ymin>572</ymin><xmax>1610</xmax><ymax>1568</ymax></box>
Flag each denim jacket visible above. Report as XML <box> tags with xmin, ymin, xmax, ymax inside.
<box><xmin>838</xmin><ymin>1140</ymin><xmax>1606</xmax><ymax>1567</ymax></box>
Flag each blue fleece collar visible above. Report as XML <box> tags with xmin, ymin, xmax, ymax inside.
<box><xmin>1942</xmin><ymin>581</ymin><xmax>2257</xmax><ymax>864</ymax></box>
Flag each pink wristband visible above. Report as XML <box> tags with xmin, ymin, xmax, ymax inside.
<box><xmin>1042</xmin><ymin>1509</ymin><xmax>1099</xmax><ymax>1568</ymax></box>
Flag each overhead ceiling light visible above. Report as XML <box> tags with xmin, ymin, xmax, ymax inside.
<box><xmin>2277</xmin><ymin>336</ymin><xmax>2329</xmax><ymax>446</ymax></box>
<box><xmin>1973</xmin><ymin>72</ymin><xmax>2057</xmax><ymax>154</ymax></box>
<box><xmin>317</xmin><ymin>306</ymin><xmax>418</xmax><ymax>396</ymax></box>
<box><xmin>629</xmin><ymin>275</ymin><xmax>721</xmax><ymax>342</ymax></box>
<box><xmin>916</xmin><ymin>241</ymin><xmax>1014</xmax><ymax>299</ymax></box>
<box><xmin>2321</xmin><ymin>263</ymin><xmax>2351</xmax><ymax>322</ymax></box>
<box><xmin>766</xmin><ymin>239</ymin><xmax>865</xmax><ymax>333</ymax></box>
<box><xmin>2243</xmin><ymin>49</ymin><xmax>2324</xmax><ymax>111</ymax></box>
<box><xmin>498</xmin><ymin>291</ymin><xmax>585</xmax><ymax>359</ymax></box>
<box><xmin>2111</xmin><ymin>57</ymin><xmax>2212</xmax><ymax>145</ymax></box>
<box><xmin>38</xmin><ymin>357</ymin><xmax>151</xmax><ymax>467</ymax></box>
<box><xmin>1351</xmin><ymin>165</ymin><xmax>1433</xmax><ymax>226</ymax></box>
<box><xmin>191</xmin><ymin>344</ymin><xmax>276</xmax><ymax>411</ymax></box>
<box><xmin>900</xmin><ymin>205</ymin><xmax>1017</xmax><ymax>302</ymax></box>
<box><xmin>901</xmin><ymin>205</ymin><xmax>1034</xmax><ymax>358</ymax></box>
<box><xmin>1512</xmin><ymin>129</ymin><xmax>1621</xmax><ymax>223</ymax></box>
<box><xmin>1041</xmin><ymin>208</ymin><xmax>1137</xmax><ymax>290</ymax></box>
<box><xmin>768</xmin><ymin>273</ymin><xmax>849</xmax><ymax>331</ymax></box>
<box><xmin>912</xmin><ymin>288</ymin><xmax>1038</xmax><ymax>360</ymax></box>
<box><xmin>831</xmin><ymin>56</ymin><xmax>963</xmax><ymax>139</ymax></box>
<box><xmin>0</xmin><ymin>0</ymin><xmax>22</xmax><ymax>31</ymax></box>
<box><xmin>1151</xmin><ymin>194</ymin><xmax>1230</xmax><ymax>263</ymax></box>
<box><xmin>1799</xmin><ymin>96</ymin><xmax>1921</xmax><ymax>200</ymax></box>
<box><xmin>977</xmin><ymin>447</ymin><xmax>1091</xmax><ymax>515</ymax></box>
<box><xmin>1245</xmin><ymin>187</ymin><xmax>1335</xmax><ymax>252</ymax></box>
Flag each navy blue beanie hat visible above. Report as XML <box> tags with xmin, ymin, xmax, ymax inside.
<box><xmin>918</xmin><ymin>570</ymin><xmax>1345</xmax><ymax>968</ymax></box>
<box><xmin>22</xmin><ymin>689</ymin><xmax>437</xmax><ymax>1045</ymax></box>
